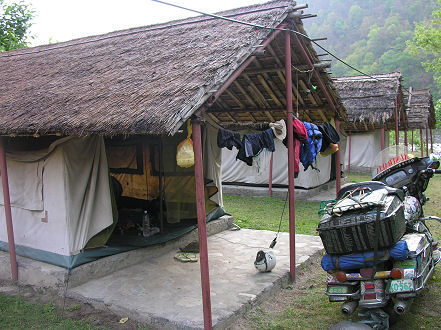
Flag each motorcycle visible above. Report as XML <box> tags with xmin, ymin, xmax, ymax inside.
<box><xmin>317</xmin><ymin>145</ymin><xmax>441</xmax><ymax>329</ymax></box>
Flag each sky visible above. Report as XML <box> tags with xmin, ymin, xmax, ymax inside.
<box><xmin>28</xmin><ymin>0</ymin><xmax>266</xmax><ymax>46</ymax></box>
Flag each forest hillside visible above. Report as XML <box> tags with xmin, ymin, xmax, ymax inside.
<box><xmin>303</xmin><ymin>0</ymin><xmax>439</xmax><ymax>100</ymax></box>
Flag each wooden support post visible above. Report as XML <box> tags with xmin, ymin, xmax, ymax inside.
<box><xmin>269</xmin><ymin>152</ymin><xmax>273</xmax><ymax>197</ymax></box>
<box><xmin>404</xmin><ymin>129</ymin><xmax>408</xmax><ymax>146</ymax></box>
<box><xmin>285</xmin><ymin>30</ymin><xmax>296</xmax><ymax>281</ymax></box>
<box><xmin>0</xmin><ymin>137</ymin><xmax>18</xmax><ymax>281</ymax></box>
<box><xmin>426</xmin><ymin>121</ymin><xmax>429</xmax><ymax>156</ymax></box>
<box><xmin>430</xmin><ymin>128</ymin><xmax>433</xmax><ymax>153</ymax></box>
<box><xmin>395</xmin><ymin>98</ymin><xmax>399</xmax><ymax>145</ymax></box>
<box><xmin>347</xmin><ymin>135</ymin><xmax>351</xmax><ymax>173</ymax></box>
<box><xmin>192</xmin><ymin>120</ymin><xmax>212</xmax><ymax>330</ymax></box>
<box><xmin>335</xmin><ymin>120</ymin><xmax>341</xmax><ymax>197</ymax></box>
<box><xmin>420</xmin><ymin>128</ymin><xmax>424</xmax><ymax>157</ymax></box>
<box><xmin>411</xmin><ymin>130</ymin><xmax>414</xmax><ymax>151</ymax></box>
<box><xmin>381</xmin><ymin>128</ymin><xmax>385</xmax><ymax>150</ymax></box>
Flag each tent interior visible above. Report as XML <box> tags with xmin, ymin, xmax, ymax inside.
<box><xmin>0</xmin><ymin>123</ymin><xmax>224</xmax><ymax>269</ymax></box>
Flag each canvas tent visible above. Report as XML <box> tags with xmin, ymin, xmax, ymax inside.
<box><xmin>403</xmin><ymin>88</ymin><xmax>436</xmax><ymax>156</ymax></box>
<box><xmin>0</xmin><ymin>1</ymin><xmax>346</xmax><ymax>327</ymax></box>
<box><xmin>333</xmin><ymin>72</ymin><xmax>406</xmax><ymax>173</ymax></box>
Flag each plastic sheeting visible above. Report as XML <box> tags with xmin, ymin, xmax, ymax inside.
<box><xmin>221</xmin><ymin>138</ymin><xmax>332</xmax><ymax>189</ymax></box>
<box><xmin>0</xmin><ymin>136</ymin><xmax>114</xmax><ymax>256</ymax></box>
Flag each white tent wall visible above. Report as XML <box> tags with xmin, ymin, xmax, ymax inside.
<box><xmin>0</xmin><ymin>136</ymin><xmax>113</xmax><ymax>256</ymax></box>
<box><xmin>343</xmin><ymin>130</ymin><xmax>389</xmax><ymax>173</ymax></box>
<box><xmin>221</xmin><ymin>139</ymin><xmax>332</xmax><ymax>189</ymax></box>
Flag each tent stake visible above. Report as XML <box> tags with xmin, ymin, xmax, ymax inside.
<box><xmin>192</xmin><ymin>119</ymin><xmax>212</xmax><ymax>330</ymax></box>
<box><xmin>0</xmin><ymin>137</ymin><xmax>18</xmax><ymax>281</ymax></box>
<box><xmin>285</xmin><ymin>30</ymin><xmax>296</xmax><ymax>281</ymax></box>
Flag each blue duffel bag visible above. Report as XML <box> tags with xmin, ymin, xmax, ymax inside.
<box><xmin>321</xmin><ymin>240</ymin><xmax>409</xmax><ymax>272</ymax></box>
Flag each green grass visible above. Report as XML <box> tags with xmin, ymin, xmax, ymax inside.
<box><xmin>223</xmin><ymin>195</ymin><xmax>321</xmax><ymax>236</ymax></box>
<box><xmin>0</xmin><ymin>294</ymin><xmax>95</xmax><ymax>329</ymax></box>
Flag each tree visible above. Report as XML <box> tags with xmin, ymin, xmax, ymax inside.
<box><xmin>0</xmin><ymin>0</ymin><xmax>33</xmax><ymax>52</ymax></box>
<box><xmin>407</xmin><ymin>0</ymin><xmax>441</xmax><ymax>127</ymax></box>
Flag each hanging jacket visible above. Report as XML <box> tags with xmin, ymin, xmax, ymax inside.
<box><xmin>283</xmin><ymin>118</ymin><xmax>308</xmax><ymax>174</ymax></box>
<box><xmin>300</xmin><ymin>122</ymin><xmax>323</xmax><ymax>170</ymax></box>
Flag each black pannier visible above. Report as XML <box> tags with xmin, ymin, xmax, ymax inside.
<box><xmin>317</xmin><ymin>186</ymin><xmax>406</xmax><ymax>255</ymax></box>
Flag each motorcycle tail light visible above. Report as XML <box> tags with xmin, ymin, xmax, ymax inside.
<box><xmin>364</xmin><ymin>283</ymin><xmax>375</xmax><ymax>290</ymax></box>
<box><xmin>363</xmin><ymin>293</ymin><xmax>377</xmax><ymax>300</ymax></box>
<box><xmin>390</xmin><ymin>268</ymin><xmax>403</xmax><ymax>279</ymax></box>
<box><xmin>336</xmin><ymin>271</ymin><xmax>347</xmax><ymax>282</ymax></box>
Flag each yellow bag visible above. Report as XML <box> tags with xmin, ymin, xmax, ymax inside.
<box><xmin>176</xmin><ymin>121</ymin><xmax>195</xmax><ymax>168</ymax></box>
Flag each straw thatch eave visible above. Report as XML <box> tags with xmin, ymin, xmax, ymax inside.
<box><xmin>1</xmin><ymin>1</ymin><xmax>308</xmax><ymax>137</ymax></box>
<box><xmin>333</xmin><ymin>72</ymin><xmax>404</xmax><ymax>133</ymax></box>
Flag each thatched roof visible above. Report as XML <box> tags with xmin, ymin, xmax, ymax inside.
<box><xmin>0</xmin><ymin>0</ymin><xmax>344</xmax><ymax>136</ymax></box>
<box><xmin>333</xmin><ymin>72</ymin><xmax>404</xmax><ymax>132</ymax></box>
<box><xmin>403</xmin><ymin>88</ymin><xmax>436</xmax><ymax>129</ymax></box>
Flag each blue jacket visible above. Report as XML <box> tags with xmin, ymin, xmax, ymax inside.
<box><xmin>300</xmin><ymin>122</ymin><xmax>322</xmax><ymax>170</ymax></box>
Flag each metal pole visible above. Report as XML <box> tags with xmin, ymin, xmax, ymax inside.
<box><xmin>192</xmin><ymin>120</ymin><xmax>212</xmax><ymax>330</ymax></box>
<box><xmin>381</xmin><ymin>128</ymin><xmax>385</xmax><ymax>150</ymax></box>
<box><xmin>335</xmin><ymin>120</ymin><xmax>341</xmax><ymax>197</ymax></box>
<box><xmin>347</xmin><ymin>135</ymin><xmax>351</xmax><ymax>173</ymax></box>
<box><xmin>285</xmin><ymin>30</ymin><xmax>296</xmax><ymax>281</ymax></box>
<box><xmin>420</xmin><ymin>128</ymin><xmax>424</xmax><ymax>157</ymax></box>
<box><xmin>269</xmin><ymin>152</ymin><xmax>273</xmax><ymax>197</ymax></box>
<box><xmin>0</xmin><ymin>137</ymin><xmax>18</xmax><ymax>281</ymax></box>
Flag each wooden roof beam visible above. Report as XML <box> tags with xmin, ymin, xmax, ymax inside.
<box><xmin>233</xmin><ymin>81</ymin><xmax>257</xmax><ymax>108</ymax></box>
<box><xmin>243</xmin><ymin>74</ymin><xmax>271</xmax><ymax>108</ymax></box>
<box><xmin>225</xmin><ymin>90</ymin><xmax>245</xmax><ymax>109</ymax></box>
<box><xmin>258</xmin><ymin>75</ymin><xmax>283</xmax><ymax>107</ymax></box>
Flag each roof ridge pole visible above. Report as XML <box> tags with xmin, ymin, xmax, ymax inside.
<box><xmin>285</xmin><ymin>30</ymin><xmax>296</xmax><ymax>281</ymax></box>
<box><xmin>0</xmin><ymin>137</ymin><xmax>18</xmax><ymax>281</ymax></box>
<box><xmin>192</xmin><ymin>119</ymin><xmax>212</xmax><ymax>330</ymax></box>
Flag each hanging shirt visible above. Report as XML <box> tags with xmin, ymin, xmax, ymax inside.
<box><xmin>236</xmin><ymin>129</ymin><xmax>275</xmax><ymax>166</ymax></box>
<box><xmin>217</xmin><ymin>129</ymin><xmax>242</xmax><ymax>150</ymax></box>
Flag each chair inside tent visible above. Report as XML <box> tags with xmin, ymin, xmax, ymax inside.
<box><xmin>0</xmin><ymin>124</ymin><xmax>224</xmax><ymax>270</ymax></box>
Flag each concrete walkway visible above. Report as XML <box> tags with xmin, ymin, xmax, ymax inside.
<box><xmin>67</xmin><ymin>229</ymin><xmax>323</xmax><ymax>329</ymax></box>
